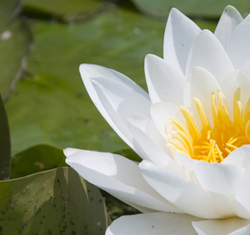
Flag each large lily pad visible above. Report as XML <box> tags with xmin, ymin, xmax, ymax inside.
<box><xmin>0</xmin><ymin>167</ymin><xmax>109</xmax><ymax>234</ymax></box>
<box><xmin>23</xmin><ymin>0</ymin><xmax>114</xmax><ymax>22</ymax></box>
<box><xmin>6</xmin><ymin>5</ymin><xmax>217</xmax><ymax>154</ymax></box>
<box><xmin>6</xmin><ymin>7</ymin><xmax>166</xmax><ymax>154</ymax></box>
<box><xmin>0</xmin><ymin>19</ymin><xmax>33</xmax><ymax>99</ymax></box>
<box><xmin>0</xmin><ymin>94</ymin><xmax>11</xmax><ymax>180</ymax></box>
<box><xmin>131</xmin><ymin>0</ymin><xmax>250</xmax><ymax>19</ymax></box>
<box><xmin>0</xmin><ymin>0</ymin><xmax>22</xmax><ymax>32</ymax></box>
<box><xmin>11</xmin><ymin>144</ymin><xmax>67</xmax><ymax>178</ymax></box>
<box><xmin>0</xmin><ymin>0</ymin><xmax>33</xmax><ymax>100</ymax></box>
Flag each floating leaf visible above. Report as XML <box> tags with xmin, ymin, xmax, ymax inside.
<box><xmin>0</xmin><ymin>0</ymin><xmax>22</xmax><ymax>32</ymax></box>
<box><xmin>0</xmin><ymin>0</ymin><xmax>33</xmax><ymax>101</ymax></box>
<box><xmin>0</xmin><ymin>94</ymin><xmax>11</xmax><ymax>180</ymax></box>
<box><xmin>6</xmin><ymin>6</ymin><xmax>217</xmax><ymax>154</ymax></box>
<box><xmin>23</xmin><ymin>0</ymin><xmax>114</xmax><ymax>22</ymax></box>
<box><xmin>0</xmin><ymin>167</ymin><xmax>109</xmax><ymax>234</ymax></box>
<box><xmin>11</xmin><ymin>144</ymin><xmax>67</xmax><ymax>178</ymax></box>
<box><xmin>131</xmin><ymin>0</ymin><xmax>250</xmax><ymax>19</ymax></box>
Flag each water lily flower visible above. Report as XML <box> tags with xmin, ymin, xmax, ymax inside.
<box><xmin>65</xmin><ymin>5</ymin><xmax>250</xmax><ymax>234</ymax></box>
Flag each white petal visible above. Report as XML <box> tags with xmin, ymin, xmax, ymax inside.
<box><xmin>63</xmin><ymin>147</ymin><xmax>81</xmax><ymax>157</ymax></box>
<box><xmin>235</xmin><ymin>180</ymin><xmax>250</xmax><ymax>219</ymax></box>
<box><xmin>223</xmin><ymin>145</ymin><xmax>250</xmax><ymax>172</ymax></box>
<box><xmin>129</xmin><ymin>114</ymin><xmax>183</xmax><ymax>175</ymax></box>
<box><xmin>193</xmin><ymin>218</ymin><xmax>250</xmax><ymax>235</ymax></box>
<box><xmin>241</xmin><ymin>59</ymin><xmax>250</xmax><ymax>81</ymax></box>
<box><xmin>175</xmin><ymin>153</ymin><xmax>199</xmax><ymax>183</ymax></box>
<box><xmin>163</xmin><ymin>8</ymin><xmax>201</xmax><ymax>74</ymax></box>
<box><xmin>106</xmin><ymin>212</ymin><xmax>200</xmax><ymax>235</ymax></box>
<box><xmin>220</xmin><ymin>70</ymin><xmax>250</xmax><ymax>112</ymax></box>
<box><xmin>66</xmin><ymin>150</ymin><xmax>180</xmax><ymax>213</ymax></box>
<box><xmin>195</xmin><ymin>162</ymin><xmax>250</xmax><ymax>217</ymax></box>
<box><xmin>186</xmin><ymin>30</ymin><xmax>234</xmax><ymax>82</ymax></box>
<box><xmin>150</xmin><ymin>102</ymin><xmax>183</xmax><ymax>139</ymax></box>
<box><xmin>214</xmin><ymin>6</ymin><xmax>243</xmax><ymax>48</ymax></box>
<box><xmin>227</xmin><ymin>14</ymin><xmax>250</xmax><ymax>69</ymax></box>
<box><xmin>139</xmin><ymin>160</ymin><xmax>220</xmax><ymax>219</ymax></box>
<box><xmin>145</xmin><ymin>54</ymin><xmax>185</xmax><ymax>104</ymax></box>
<box><xmin>183</xmin><ymin>67</ymin><xmax>221</xmax><ymax>128</ymax></box>
<box><xmin>90</xmin><ymin>76</ymin><xmax>151</xmax><ymax>153</ymax></box>
<box><xmin>79</xmin><ymin>64</ymin><xmax>150</xmax><ymax>152</ymax></box>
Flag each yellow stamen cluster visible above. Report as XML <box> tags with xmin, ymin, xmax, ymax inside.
<box><xmin>167</xmin><ymin>88</ymin><xmax>250</xmax><ymax>163</ymax></box>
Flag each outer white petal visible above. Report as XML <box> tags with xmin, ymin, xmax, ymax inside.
<box><xmin>66</xmin><ymin>150</ymin><xmax>180</xmax><ymax>213</ymax></box>
<box><xmin>214</xmin><ymin>5</ymin><xmax>243</xmax><ymax>48</ymax></box>
<box><xmin>139</xmin><ymin>160</ymin><xmax>220</xmax><ymax>219</ymax></box>
<box><xmin>183</xmin><ymin>67</ymin><xmax>221</xmax><ymax>128</ymax></box>
<box><xmin>193</xmin><ymin>218</ymin><xmax>250</xmax><ymax>235</ymax></box>
<box><xmin>63</xmin><ymin>147</ymin><xmax>81</xmax><ymax>157</ymax></box>
<box><xmin>79</xmin><ymin>64</ymin><xmax>150</xmax><ymax>152</ymax></box>
<box><xmin>195</xmin><ymin>162</ymin><xmax>250</xmax><ymax>217</ymax></box>
<box><xmin>235</xmin><ymin>180</ymin><xmax>250</xmax><ymax>219</ymax></box>
<box><xmin>145</xmin><ymin>54</ymin><xmax>185</xmax><ymax>105</ymax></box>
<box><xmin>227</xmin><ymin>14</ymin><xmax>250</xmax><ymax>69</ymax></box>
<box><xmin>90</xmin><ymin>76</ymin><xmax>151</xmax><ymax>153</ymax></box>
<box><xmin>163</xmin><ymin>8</ymin><xmax>201</xmax><ymax>74</ymax></box>
<box><xmin>224</xmin><ymin>145</ymin><xmax>250</xmax><ymax>172</ymax></box>
<box><xmin>106</xmin><ymin>212</ymin><xmax>201</xmax><ymax>235</ymax></box>
<box><xmin>186</xmin><ymin>30</ymin><xmax>234</xmax><ymax>83</ymax></box>
<box><xmin>129</xmin><ymin>114</ymin><xmax>183</xmax><ymax>176</ymax></box>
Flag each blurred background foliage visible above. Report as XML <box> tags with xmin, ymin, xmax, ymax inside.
<box><xmin>0</xmin><ymin>0</ymin><xmax>250</xmax><ymax>233</ymax></box>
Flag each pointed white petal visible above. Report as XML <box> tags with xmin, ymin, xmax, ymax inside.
<box><xmin>145</xmin><ymin>54</ymin><xmax>185</xmax><ymax>104</ymax></box>
<box><xmin>90</xmin><ymin>76</ymin><xmax>151</xmax><ymax>153</ymax></box>
<box><xmin>193</xmin><ymin>218</ymin><xmax>250</xmax><ymax>235</ymax></box>
<box><xmin>129</xmin><ymin>114</ymin><xmax>183</xmax><ymax>175</ymax></box>
<box><xmin>186</xmin><ymin>30</ymin><xmax>234</xmax><ymax>83</ymax></box>
<box><xmin>227</xmin><ymin>14</ymin><xmax>250</xmax><ymax>69</ymax></box>
<box><xmin>214</xmin><ymin>6</ymin><xmax>243</xmax><ymax>48</ymax></box>
<box><xmin>163</xmin><ymin>8</ymin><xmax>201</xmax><ymax>74</ymax></box>
<box><xmin>106</xmin><ymin>212</ymin><xmax>200</xmax><ymax>235</ymax></box>
<box><xmin>195</xmin><ymin>161</ymin><xmax>250</xmax><ymax>217</ymax></box>
<box><xmin>224</xmin><ymin>145</ymin><xmax>250</xmax><ymax>172</ymax></box>
<box><xmin>63</xmin><ymin>148</ymin><xmax>81</xmax><ymax>157</ymax></box>
<box><xmin>66</xmin><ymin>150</ymin><xmax>180</xmax><ymax>213</ymax></box>
<box><xmin>140</xmin><ymin>160</ymin><xmax>220</xmax><ymax>218</ymax></box>
<box><xmin>175</xmin><ymin>153</ymin><xmax>199</xmax><ymax>183</ymax></box>
<box><xmin>183</xmin><ymin>67</ymin><xmax>221</xmax><ymax>128</ymax></box>
<box><xmin>220</xmin><ymin>70</ymin><xmax>250</xmax><ymax>111</ymax></box>
<box><xmin>79</xmin><ymin>64</ymin><xmax>150</xmax><ymax>152</ymax></box>
<box><xmin>235</xmin><ymin>179</ymin><xmax>250</xmax><ymax>219</ymax></box>
<box><xmin>241</xmin><ymin>59</ymin><xmax>250</xmax><ymax>81</ymax></box>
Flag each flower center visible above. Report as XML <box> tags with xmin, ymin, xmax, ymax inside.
<box><xmin>167</xmin><ymin>88</ymin><xmax>250</xmax><ymax>163</ymax></box>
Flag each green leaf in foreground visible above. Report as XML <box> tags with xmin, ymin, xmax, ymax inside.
<box><xmin>0</xmin><ymin>94</ymin><xmax>11</xmax><ymax>180</ymax></box>
<box><xmin>11</xmin><ymin>144</ymin><xmax>67</xmax><ymax>178</ymax></box>
<box><xmin>0</xmin><ymin>167</ymin><xmax>109</xmax><ymax>234</ymax></box>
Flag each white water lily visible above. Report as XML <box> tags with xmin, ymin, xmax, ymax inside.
<box><xmin>65</xmin><ymin>5</ymin><xmax>250</xmax><ymax>235</ymax></box>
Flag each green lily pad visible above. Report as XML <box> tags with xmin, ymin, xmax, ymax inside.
<box><xmin>0</xmin><ymin>167</ymin><xmax>109</xmax><ymax>234</ymax></box>
<box><xmin>0</xmin><ymin>94</ymin><xmax>11</xmax><ymax>180</ymax></box>
<box><xmin>22</xmin><ymin>0</ymin><xmax>114</xmax><ymax>22</ymax></box>
<box><xmin>6</xmin><ymin>6</ymin><xmax>217</xmax><ymax>155</ymax></box>
<box><xmin>0</xmin><ymin>0</ymin><xmax>22</xmax><ymax>32</ymax></box>
<box><xmin>0</xmin><ymin>19</ymin><xmax>33</xmax><ymax>100</ymax></box>
<box><xmin>0</xmin><ymin>0</ymin><xmax>33</xmax><ymax>99</ymax></box>
<box><xmin>131</xmin><ymin>0</ymin><xmax>250</xmax><ymax>19</ymax></box>
<box><xmin>11</xmin><ymin>144</ymin><xmax>67</xmax><ymax>179</ymax></box>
